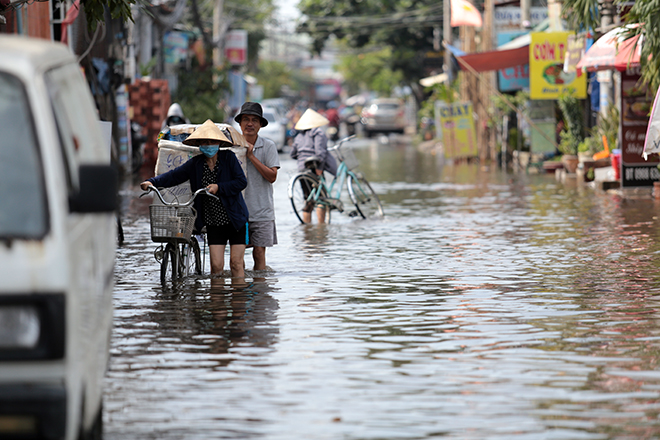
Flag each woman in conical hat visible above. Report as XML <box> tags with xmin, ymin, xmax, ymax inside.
<box><xmin>294</xmin><ymin>108</ymin><xmax>330</xmax><ymax>131</ymax></box>
<box><xmin>140</xmin><ymin>119</ymin><xmax>249</xmax><ymax>279</ymax></box>
<box><xmin>290</xmin><ymin>109</ymin><xmax>338</xmax><ymax>224</ymax></box>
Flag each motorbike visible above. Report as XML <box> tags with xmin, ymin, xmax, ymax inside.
<box><xmin>131</xmin><ymin>121</ymin><xmax>147</xmax><ymax>174</ymax></box>
<box><xmin>340</xmin><ymin>106</ymin><xmax>361</xmax><ymax>137</ymax></box>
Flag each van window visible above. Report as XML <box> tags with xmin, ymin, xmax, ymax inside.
<box><xmin>0</xmin><ymin>72</ymin><xmax>48</xmax><ymax>239</ymax></box>
<box><xmin>45</xmin><ymin>63</ymin><xmax>106</xmax><ymax>165</ymax></box>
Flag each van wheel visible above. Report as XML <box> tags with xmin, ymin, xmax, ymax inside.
<box><xmin>78</xmin><ymin>404</ymin><xmax>102</xmax><ymax>440</ymax></box>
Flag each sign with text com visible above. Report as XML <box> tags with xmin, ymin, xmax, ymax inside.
<box><xmin>529</xmin><ymin>32</ymin><xmax>586</xmax><ymax>100</ymax></box>
<box><xmin>435</xmin><ymin>101</ymin><xmax>477</xmax><ymax>159</ymax></box>
<box><xmin>225</xmin><ymin>30</ymin><xmax>248</xmax><ymax>65</ymax></box>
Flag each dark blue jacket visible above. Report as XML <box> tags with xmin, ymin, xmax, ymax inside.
<box><xmin>148</xmin><ymin>151</ymin><xmax>248</xmax><ymax>232</ymax></box>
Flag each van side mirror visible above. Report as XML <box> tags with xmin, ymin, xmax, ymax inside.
<box><xmin>69</xmin><ymin>164</ymin><xmax>118</xmax><ymax>213</ymax></box>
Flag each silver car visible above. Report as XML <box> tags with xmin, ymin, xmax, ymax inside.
<box><xmin>360</xmin><ymin>98</ymin><xmax>406</xmax><ymax>137</ymax></box>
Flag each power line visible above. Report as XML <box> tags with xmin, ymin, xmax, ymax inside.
<box><xmin>301</xmin><ymin>4</ymin><xmax>444</xmax><ymax>24</ymax></box>
<box><xmin>301</xmin><ymin>15</ymin><xmax>444</xmax><ymax>32</ymax></box>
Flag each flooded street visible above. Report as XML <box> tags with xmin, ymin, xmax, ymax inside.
<box><xmin>107</xmin><ymin>137</ymin><xmax>660</xmax><ymax>439</ymax></box>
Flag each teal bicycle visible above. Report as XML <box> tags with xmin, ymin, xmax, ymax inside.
<box><xmin>287</xmin><ymin>135</ymin><xmax>384</xmax><ymax>224</ymax></box>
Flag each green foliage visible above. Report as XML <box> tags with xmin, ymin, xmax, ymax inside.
<box><xmin>335</xmin><ymin>47</ymin><xmax>405</xmax><ymax>96</ymax></box>
<box><xmin>577</xmin><ymin>104</ymin><xmax>619</xmax><ymax>155</ymax></box>
<box><xmin>561</xmin><ymin>0</ymin><xmax>660</xmax><ymax>91</ymax></box>
<box><xmin>254</xmin><ymin>61</ymin><xmax>291</xmax><ymax>99</ymax></box>
<box><xmin>254</xmin><ymin>60</ymin><xmax>314</xmax><ymax>99</ymax></box>
<box><xmin>80</xmin><ymin>0</ymin><xmax>143</xmax><ymax>31</ymax></box>
<box><xmin>194</xmin><ymin>0</ymin><xmax>275</xmax><ymax>69</ymax></box>
<box><xmin>593</xmin><ymin>104</ymin><xmax>619</xmax><ymax>151</ymax></box>
<box><xmin>298</xmin><ymin>0</ymin><xmax>442</xmax><ymax>91</ymax></box>
<box><xmin>139</xmin><ymin>57</ymin><xmax>157</xmax><ymax>77</ymax></box>
<box><xmin>492</xmin><ymin>91</ymin><xmax>529</xmax><ymax>114</ymax></box>
<box><xmin>417</xmin><ymin>81</ymin><xmax>459</xmax><ymax>123</ymax></box>
<box><xmin>557</xmin><ymin>93</ymin><xmax>585</xmax><ymax>155</ymax></box>
<box><xmin>578</xmin><ymin>136</ymin><xmax>601</xmax><ymax>154</ymax></box>
<box><xmin>172</xmin><ymin>54</ymin><xmax>230</xmax><ymax>125</ymax></box>
<box><xmin>621</xmin><ymin>1</ymin><xmax>660</xmax><ymax>91</ymax></box>
<box><xmin>560</xmin><ymin>0</ymin><xmax>601</xmax><ymax>35</ymax></box>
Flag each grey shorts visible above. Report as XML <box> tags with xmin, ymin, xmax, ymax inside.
<box><xmin>248</xmin><ymin>220</ymin><xmax>278</xmax><ymax>247</ymax></box>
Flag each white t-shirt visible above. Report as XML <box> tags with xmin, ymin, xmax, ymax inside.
<box><xmin>244</xmin><ymin>136</ymin><xmax>280</xmax><ymax>222</ymax></box>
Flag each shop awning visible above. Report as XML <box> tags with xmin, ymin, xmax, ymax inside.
<box><xmin>576</xmin><ymin>25</ymin><xmax>643</xmax><ymax>72</ymax></box>
<box><xmin>447</xmin><ymin>19</ymin><xmax>550</xmax><ymax>73</ymax></box>
<box><xmin>455</xmin><ymin>45</ymin><xmax>529</xmax><ymax>72</ymax></box>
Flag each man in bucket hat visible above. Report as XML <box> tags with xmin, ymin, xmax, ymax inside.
<box><xmin>235</xmin><ymin>102</ymin><xmax>280</xmax><ymax>271</ymax></box>
<box><xmin>140</xmin><ymin>119</ymin><xmax>249</xmax><ymax>279</ymax></box>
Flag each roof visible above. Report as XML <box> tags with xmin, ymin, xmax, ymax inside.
<box><xmin>0</xmin><ymin>35</ymin><xmax>75</xmax><ymax>76</ymax></box>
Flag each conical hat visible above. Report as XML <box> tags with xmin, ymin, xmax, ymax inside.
<box><xmin>182</xmin><ymin>119</ymin><xmax>233</xmax><ymax>146</ymax></box>
<box><xmin>294</xmin><ymin>109</ymin><xmax>330</xmax><ymax>131</ymax></box>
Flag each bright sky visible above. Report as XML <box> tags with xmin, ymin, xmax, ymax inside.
<box><xmin>275</xmin><ymin>0</ymin><xmax>300</xmax><ymax>20</ymax></box>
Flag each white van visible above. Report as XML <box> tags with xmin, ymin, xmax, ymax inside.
<box><xmin>0</xmin><ymin>36</ymin><xmax>117</xmax><ymax>439</ymax></box>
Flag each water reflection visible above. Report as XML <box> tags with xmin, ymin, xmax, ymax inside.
<box><xmin>108</xmin><ymin>141</ymin><xmax>660</xmax><ymax>439</ymax></box>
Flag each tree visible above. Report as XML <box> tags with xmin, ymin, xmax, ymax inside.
<box><xmin>81</xmin><ymin>0</ymin><xmax>142</xmax><ymax>31</ymax></box>
<box><xmin>297</xmin><ymin>0</ymin><xmax>444</xmax><ymax>102</ymax></box>
<box><xmin>172</xmin><ymin>49</ymin><xmax>230</xmax><ymax>124</ymax></box>
<box><xmin>254</xmin><ymin>60</ymin><xmax>314</xmax><ymax>99</ymax></box>
<box><xmin>622</xmin><ymin>0</ymin><xmax>660</xmax><ymax>91</ymax></box>
<box><xmin>189</xmin><ymin>0</ymin><xmax>276</xmax><ymax>69</ymax></box>
<box><xmin>561</xmin><ymin>0</ymin><xmax>660</xmax><ymax>91</ymax></box>
<box><xmin>335</xmin><ymin>46</ymin><xmax>404</xmax><ymax>96</ymax></box>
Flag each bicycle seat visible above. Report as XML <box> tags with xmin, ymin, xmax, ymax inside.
<box><xmin>304</xmin><ymin>155</ymin><xmax>322</xmax><ymax>170</ymax></box>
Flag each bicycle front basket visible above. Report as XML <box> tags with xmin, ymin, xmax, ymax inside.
<box><xmin>149</xmin><ymin>205</ymin><xmax>195</xmax><ymax>242</ymax></box>
<box><xmin>331</xmin><ymin>143</ymin><xmax>359</xmax><ymax>170</ymax></box>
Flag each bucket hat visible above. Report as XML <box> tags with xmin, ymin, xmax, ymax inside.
<box><xmin>234</xmin><ymin>102</ymin><xmax>269</xmax><ymax>127</ymax></box>
<box><xmin>182</xmin><ymin>119</ymin><xmax>233</xmax><ymax>147</ymax></box>
<box><xmin>295</xmin><ymin>108</ymin><xmax>330</xmax><ymax>131</ymax></box>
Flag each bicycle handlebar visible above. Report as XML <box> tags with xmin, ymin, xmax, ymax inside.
<box><xmin>328</xmin><ymin>134</ymin><xmax>356</xmax><ymax>152</ymax></box>
<box><xmin>140</xmin><ymin>185</ymin><xmax>219</xmax><ymax>207</ymax></box>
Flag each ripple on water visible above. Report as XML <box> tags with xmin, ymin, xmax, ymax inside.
<box><xmin>107</xmin><ymin>152</ymin><xmax>660</xmax><ymax>439</ymax></box>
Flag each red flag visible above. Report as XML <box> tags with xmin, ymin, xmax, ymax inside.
<box><xmin>450</xmin><ymin>0</ymin><xmax>483</xmax><ymax>27</ymax></box>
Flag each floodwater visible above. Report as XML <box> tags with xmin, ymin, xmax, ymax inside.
<box><xmin>107</xmin><ymin>136</ymin><xmax>660</xmax><ymax>439</ymax></box>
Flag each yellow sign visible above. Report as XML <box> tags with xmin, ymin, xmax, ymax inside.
<box><xmin>435</xmin><ymin>101</ymin><xmax>478</xmax><ymax>159</ymax></box>
<box><xmin>529</xmin><ymin>32</ymin><xmax>586</xmax><ymax>99</ymax></box>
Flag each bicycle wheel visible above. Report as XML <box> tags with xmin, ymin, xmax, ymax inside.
<box><xmin>347</xmin><ymin>174</ymin><xmax>384</xmax><ymax>219</ymax></box>
<box><xmin>160</xmin><ymin>242</ymin><xmax>178</xmax><ymax>284</ymax></box>
<box><xmin>289</xmin><ymin>173</ymin><xmax>331</xmax><ymax>224</ymax></box>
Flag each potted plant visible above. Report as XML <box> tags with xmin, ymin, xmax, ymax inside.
<box><xmin>557</xmin><ymin>93</ymin><xmax>585</xmax><ymax>173</ymax></box>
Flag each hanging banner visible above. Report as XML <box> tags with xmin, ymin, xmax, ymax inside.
<box><xmin>620</xmin><ymin>69</ymin><xmax>658</xmax><ymax>187</ymax></box>
<box><xmin>163</xmin><ymin>31</ymin><xmax>189</xmax><ymax>65</ymax></box>
<box><xmin>225</xmin><ymin>30</ymin><xmax>248</xmax><ymax>65</ymax></box>
<box><xmin>497</xmin><ymin>30</ymin><xmax>529</xmax><ymax>92</ymax></box>
<box><xmin>494</xmin><ymin>6</ymin><xmax>548</xmax><ymax>30</ymax></box>
<box><xmin>529</xmin><ymin>32</ymin><xmax>587</xmax><ymax>99</ymax></box>
<box><xmin>435</xmin><ymin>101</ymin><xmax>478</xmax><ymax>159</ymax></box>
<box><xmin>563</xmin><ymin>34</ymin><xmax>585</xmax><ymax>74</ymax></box>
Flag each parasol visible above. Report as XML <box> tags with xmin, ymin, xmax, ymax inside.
<box><xmin>576</xmin><ymin>25</ymin><xmax>642</xmax><ymax>72</ymax></box>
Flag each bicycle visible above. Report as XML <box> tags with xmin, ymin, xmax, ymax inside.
<box><xmin>287</xmin><ymin>135</ymin><xmax>384</xmax><ymax>224</ymax></box>
<box><xmin>141</xmin><ymin>186</ymin><xmax>218</xmax><ymax>284</ymax></box>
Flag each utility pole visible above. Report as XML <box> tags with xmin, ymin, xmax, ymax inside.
<box><xmin>599</xmin><ymin>0</ymin><xmax>614</xmax><ymax>118</ymax></box>
<box><xmin>482</xmin><ymin>0</ymin><xmax>494</xmax><ymax>161</ymax></box>
<box><xmin>520</xmin><ymin>0</ymin><xmax>531</xmax><ymax>29</ymax></box>
<box><xmin>443</xmin><ymin>0</ymin><xmax>452</xmax><ymax>82</ymax></box>
<box><xmin>213</xmin><ymin>0</ymin><xmax>224</xmax><ymax>67</ymax></box>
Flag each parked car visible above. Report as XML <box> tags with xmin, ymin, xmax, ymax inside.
<box><xmin>261</xmin><ymin>98</ymin><xmax>289</xmax><ymax>121</ymax></box>
<box><xmin>360</xmin><ymin>98</ymin><xmax>406</xmax><ymax>137</ymax></box>
<box><xmin>232</xmin><ymin>105</ymin><xmax>287</xmax><ymax>152</ymax></box>
<box><xmin>0</xmin><ymin>36</ymin><xmax>117</xmax><ymax>439</ymax></box>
